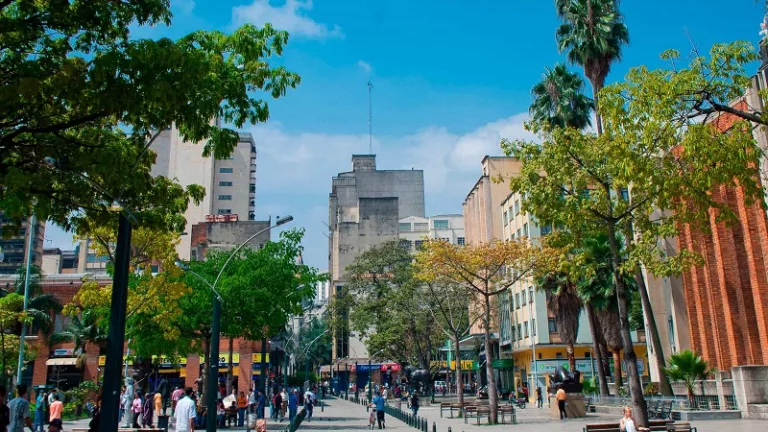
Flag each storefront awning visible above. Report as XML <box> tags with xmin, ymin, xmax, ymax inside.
<box><xmin>46</xmin><ymin>358</ymin><xmax>78</xmax><ymax>366</ymax></box>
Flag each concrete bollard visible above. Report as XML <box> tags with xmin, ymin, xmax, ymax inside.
<box><xmin>433</xmin><ymin>421</ymin><xmax>437</xmax><ymax>432</ymax></box>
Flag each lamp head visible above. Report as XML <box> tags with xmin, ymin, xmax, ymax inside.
<box><xmin>275</xmin><ymin>215</ymin><xmax>294</xmax><ymax>227</ymax></box>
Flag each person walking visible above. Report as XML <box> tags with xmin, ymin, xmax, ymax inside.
<box><xmin>142</xmin><ymin>393</ymin><xmax>154</xmax><ymax>428</ymax></box>
<box><xmin>49</xmin><ymin>394</ymin><xmax>63</xmax><ymax>424</ymax></box>
<box><xmin>131</xmin><ymin>393</ymin><xmax>142</xmax><ymax>428</ymax></box>
<box><xmin>174</xmin><ymin>388</ymin><xmax>196</xmax><ymax>432</ymax></box>
<box><xmin>288</xmin><ymin>390</ymin><xmax>298</xmax><ymax>424</ymax></box>
<box><xmin>154</xmin><ymin>392</ymin><xmax>162</xmax><ymax>423</ymax></box>
<box><xmin>280</xmin><ymin>388</ymin><xmax>288</xmax><ymax>420</ymax></box>
<box><xmin>536</xmin><ymin>387</ymin><xmax>543</xmax><ymax>408</ymax></box>
<box><xmin>410</xmin><ymin>392</ymin><xmax>419</xmax><ymax>417</ymax></box>
<box><xmin>255</xmin><ymin>390</ymin><xmax>266</xmax><ymax>420</ymax></box>
<box><xmin>34</xmin><ymin>390</ymin><xmax>45</xmax><ymax>432</ymax></box>
<box><xmin>369</xmin><ymin>391</ymin><xmax>386</xmax><ymax>429</ymax></box>
<box><xmin>8</xmin><ymin>384</ymin><xmax>32</xmax><ymax>432</ymax></box>
<box><xmin>556</xmin><ymin>387</ymin><xmax>567</xmax><ymax>419</ymax></box>
<box><xmin>237</xmin><ymin>391</ymin><xmax>248</xmax><ymax>427</ymax></box>
<box><xmin>303</xmin><ymin>389</ymin><xmax>314</xmax><ymax>422</ymax></box>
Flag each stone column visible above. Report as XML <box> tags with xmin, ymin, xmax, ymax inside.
<box><xmin>731</xmin><ymin>365</ymin><xmax>768</xmax><ymax>417</ymax></box>
<box><xmin>714</xmin><ymin>370</ymin><xmax>726</xmax><ymax>410</ymax></box>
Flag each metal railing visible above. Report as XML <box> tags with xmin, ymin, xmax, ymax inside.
<box><xmin>343</xmin><ymin>391</ymin><xmax>431</xmax><ymax>432</ymax></box>
<box><xmin>591</xmin><ymin>394</ymin><xmax>740</xmax><ymax>411</ymax></box>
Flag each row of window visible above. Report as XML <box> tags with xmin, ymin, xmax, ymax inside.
<box><xmin>510</xmin><ymin>319</ymin><xmax>536</xmax><ymax>341</ymax></box>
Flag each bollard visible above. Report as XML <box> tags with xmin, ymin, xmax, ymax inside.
<box><xmin>448</xmin><ymin>428</ymin><xmax>452</xmax><ymax>432</ymax></box>
<box><xmin>433</xmin><ymin>421</ymin><xmax>437</xmax><ymax>432</ymax></box>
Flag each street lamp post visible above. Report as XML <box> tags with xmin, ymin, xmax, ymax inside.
<box><xmin>367</xmin><ymin>349</ymin><xmax>384</xmax><ymax>403</ymax></box>
<box><xmin>301</xmin><ymin>330</ymin><xmax>329</xmax><ymax>389</ymax></box>
<box><xmin>178</xmin><ymin>216</ymin><xmax>293</xmax><ymax>432</ymax></box>
<box><xmin>15</xmin><ymin>214</ymin><xmax>35</xmax><ymax>387</ymax></box>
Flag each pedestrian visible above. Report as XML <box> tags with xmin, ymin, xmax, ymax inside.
<box><xmin>556</xmin><ymin>387</ymin><xmax>567</xmax><ymax>419</ymax></box>
<box><xmin>171</xmin><ymin>386</ymin><xmax>183</xmax><ymax>414</ymax></box>
<box><xmin>174</xmin><ymin>388</ymin><xmax>196</xmax><ymax>432</ymax></box>
<box><xmin>34</xmin><ymin>390</ymin><xmax>45</xmax><ymax>432</ymax></box>
<box><xmin>238</xmin><ymin>391</ymin><xmax>248</xmax><ymax>427</ymax></box>
<box><xmin>49</xmin><ymin>394</ymin><xmax>63</xmax><ymax>424</ymax></box>
<box><xmin>47</xmin><ymin>419</ymin><xmax>62</xmax><ymax>432</ymax></box>
<box><xmin>216</xmin><ymin>399</ymin><xmax>225</xmax><ymax>427</ymax></box>
<box><xmin>536</xmin><ymin>387</ymin><xmax>543</xmax><ymax>409</ymax></box>
<box><xmin>280</xmin><ymin>388</ymin><xmax>288</xmax><ymax>421</ymax></box>
<box><xmin>154</xmin><ymin>391</ymin><xmax>162</xmax><ymax>421</ymax></box>
<box><xmin>410</xmin><ymin>392</ymin><xmax>419</xmax><ymax>417</ymax></box>
<box><xmin>142</xmin><ymin>392</ymin><xmax>154</xmax><ymax>428</ymax></box>
<box><xmin>369</xmin><ymin>391</ymin><xmax>386</xmax><ymax>429</ymax></box>
<box><xmin>303</xmin><ymin>389</ymin><xmax>314</xmax><ymax>422</ymax></box>
<box><xmin>131</xmin><ymin>392</ymin><xmax>142</xmax><ymax>428</ymax></box>
<box><xmin>256</xmin><ymin>390</ymin><xmax>266</xmax><ymax>419</ymax></box>
<box><xmin>288</xmin><ymin>390</ymin><xmax>298</xmax><ymax>423</ymax></box>
<box><xmin>88</xmin><ymin>398</ymin><xmax>100</xmax><ymax>432</ymax></box>
<box><xmin>8</xmin><ymin>384</ymin><xmax>31</xmax><ymax>432</ymax></box>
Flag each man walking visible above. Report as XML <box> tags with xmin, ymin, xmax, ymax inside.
<box><xmin>369</xmin><ymin>391</ymin><xmax>386</xmax><ymax>429</ymax></box>
<box><xmin>288</xmin><ymin>390</ymin><xmax>298</xmax><ymax>424</ymax></box>
<box><xmin>536</xmin><ymin>387</ymin><xmax>543</xmax><ymax>408</ymax></box>
<box><xmin>556</xmin><ymin>387</ymin><xmax>567</xmax><ymax>419</ymax></box>
<box><xmin>174</xmin><ymin>388</ymin><xmax>196</xmax><ymax>432</ymax></box>
<box><xmin>8</xmin><ymin>384</ymin><xmax>32</xmax><ymax>432</ymax></box>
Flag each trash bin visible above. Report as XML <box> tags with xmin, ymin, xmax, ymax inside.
<box><xmin>157</xmin><ymin>415</ymin><xmax>170</xmax><ymax>432</ymax></box>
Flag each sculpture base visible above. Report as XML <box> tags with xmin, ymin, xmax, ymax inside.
<box><xmin>548</xmin><ymin>394</ymin><xmax>587</xmax><ymax>419</ymax></box>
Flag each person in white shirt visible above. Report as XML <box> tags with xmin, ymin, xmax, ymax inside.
<box><xmin>620</xmin><ymin>407</ymin><xmax>638</xmax><ymax>432</ymax></box>
<box><xmin>174</xmin><ymin>387</ymin><xmax>196</xmax><ymax>432</ymax></box>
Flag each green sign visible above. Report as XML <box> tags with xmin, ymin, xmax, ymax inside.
<box><xmin>492</xmin><ymin>359</ymin><xmax>514</xmax><ymax>369</ymax></box>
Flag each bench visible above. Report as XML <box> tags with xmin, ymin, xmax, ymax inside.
<box><xmin>583</xmin><ymin>419</ymin><xmax>672</xmax><ymax>432</ymax></box>
<box><xmin>463</xmin><ymin>405</ymin><xmax>490</xmax><ymax>425</ymax></box>
<box><xmin>668</xmin><ymin>422</ymin><xmax>697</xmax><ymax>432</ymax></box>
<box><xmin>499</xmin><ymin>404</ymin><xmax>516</xmax><ymax>425</ymax></box>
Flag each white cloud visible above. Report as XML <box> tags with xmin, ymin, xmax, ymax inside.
<box><xmin>357</xmin><ymin>60</ymin><xmax>372</xmax><ymax>74</ymax></box>
<box><xmin>174</xmin><ymin>0</ymin><xmax>196</xmax><ymax>15</ymax></box>
<box><xmin>231</xmin><ymin>0</ymin><xmax>342</xmax><ymax>39</ymax></box>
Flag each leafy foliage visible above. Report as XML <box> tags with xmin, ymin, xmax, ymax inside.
<box><xmin>536</xmin><ymin>271</ymin><xmax>581</xmax><ymax>371</ymax></box>
<box><xmin>0</xmin><ymin>0</ymin><xmax>300</xmax><ymax>234</ymax></box>
<box><xmin>2</xmin><ymin>264</ymin><xmax>61</xmax><ymax>337</ymax></box>
<box><xmin>663</xmin><ymin>350</ymin><xmax>712</xmax><ymax>403</ymax></box>
<box><xmin>530</xmin><ymin>64</ymin><xmax>594</xmax><ymax>131</ymax></box>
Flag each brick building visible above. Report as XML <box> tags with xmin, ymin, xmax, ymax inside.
<box><xmin>676</xmin><ymin>75</ymin><xmax>768</xmax><ymax>371</ymax></box>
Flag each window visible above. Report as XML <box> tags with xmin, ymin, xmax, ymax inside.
<box><xmin>513</xmin><ymin>200</ymin><xmax>520</xmax><ymax>216</ymax></box>
<box><xmin>151</xmin><ymin>265</ymin><xmax>159</xmax><ymax>273</ymax></box>
<box><xmin>249</xmin><ymin>184</ymin><xmax>256</xmax><ymax>193</ymax></box>
<box><xmin>523</xmin><ymin>223</ymin><xmax>529</xmax><ymax>238</ymax></box>
<box><xmin>548</xmin><ymin>318</ymin><xmax>558</xmax><ymax>333</ymax></box>
<box><xmin>515</xmin><ymin>293</ymin><xmax>520</xmax><ymax>309</ymax></box>
<box><xmin>217</xmin><ymin>209</ymin><xmax>232</xmax><ymax>215</ymax></box>
<box><xmin>457</xmin><ymin>237</ymin><xmax>465</xmax><ymax>246</ymax></box>
<box><xmin>219</xmin><ymin>168</ymin><xmax>233</xmax><ymax>173</ymax></box>
<box><xmin>511</xmin><ymin>326</ymin><xmax>516</xmax><ymax>341</ymax></box>
<box><xmin>668</xmin><ymin>315</ymin><xmax>677</xmax><ymax>353</ymax></box>
<box><xmin>532</xmin><ymin>319</ymin><xmax>536</xmax><ymax>336</ymax></box>
<box><xmin>503</xmin><ymin>211</ymin><xmax>509</xmax><ymax>226</ymax></box>
<box><xmin>248</xmin><ymin>211</ymin><xmax>255</xmax><ymax>221</ymax></box>
<box><xmin>219</xmin><ymin>181</ymin><xmax>233</xmax><ymax>187</ymax></box>
<box><xmin>218</xmin><ymin>195</ymin><xmax>232</xmax><ymax>200</ymax></box>
<box><xmin>414</xmin><ymin>223</ymin><xmax>428</xmax><ymax>232</ymax></box>
<box><xmin>249</xmin><ymin>199</ymin><xmax>255</xmax><ymax>207</ymax></box>
<box><xmin>517</xmin><ymin>324</ymin><xmax>522</xmax><ymax>340</ymax></box>
<box><xmin>414</xmin><ymin>240</ymin><xmax>425</xmax><ymax>250</ymax></box>
<box><xmin>516</xmin><ymin>228</ymin><xmax>521</xmax><ymax>239</ymax></box>
<box><xmin>540</xmin><ymin>224</ymin><xmax>552</xmax><ymax>235</ymax></box>
<box><xmin>433</xmin><ymin>220</ymin><xmax>449</xmax><ymax>229</ymax></box>
<box><xmin>620</xmin><ymin>188</ymin><xmax>629</xmax><ymax>201</ymax></box>
<box><xmin>556</xmin><ymin>353</ymin><xmax>563</xmax><ymax>359</ymax></box>
<box><xmin>521</xmin><ymin>290</ymin><xmax>526</xmax><ymax>305</ymax></box>
<box><xmin>399</xmin><ymin>240</ymin><xmax>413</xmax><ymax>250</ymax></box>
<box><xmin>581</xmin><ymin>189</ymin><xmax>591</xmax><ymax>198</ymax></box>
<box><xmin>529</xmin><ymin>288</ymin><xmax>534</xmax><ymax>305</ymax></box>
<box><xmin>250</xmin><ymin>157</ymin><xmax>257</xmax><ymax>166</ymax></box>
<box><xmin>399</xmin><ymin>223</ymin><xmax>412</xmax><ymax>232</ymax></box>
<box><xmin>524</xmin><ymin>322</ymin><xmax>529</xmax><ymax>337</ymax></box>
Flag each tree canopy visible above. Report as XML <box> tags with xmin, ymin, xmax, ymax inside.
<box><xmin>0</xmin><ymin>0</ymin><xmax>300</xmax><ymax>234</ymax></box>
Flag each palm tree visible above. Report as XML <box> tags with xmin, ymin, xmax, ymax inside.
<box><xmin>537</xmin><ymin>272</ymin><xmax>581</xmax><ymax>371</ymax></box>
<box><xmin>555</xmin><ymin>0</ymin><xmax>629</xmax><ymax>135</ymax></box>
<box><xmin>3</xmin><ymin>265</ymin><xmax>61</xmax><ymax>338</ymax></box>
<box><xmin>530</xmin><ymin>64</ymin><xmax>594</xmax><ymax>131</ymax></box>
<box><xmin>663</xmin><ymin>350</ymin><xmax>712</xmax><ymax>408</ymax></box>
<box><xmin>48</xmin><ymin>309</ymin><xmax>107</xmax><ymax>378</ymax></box>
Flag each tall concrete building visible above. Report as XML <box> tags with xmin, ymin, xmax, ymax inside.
<box><xmin>328</xmin><ymin>154</ymin><xmax>425</xmax><ymax>361</ymax></box>
<box><xmin>151</xmin><ymin>125</ymin><xmax>258</xmax><ymax>260</ymax></box>
<box><xmin>0</xmin><ymin>213</ymin><xmax>45</xmax><ymax>275</ymax></box>
<box><xmin>398</xmin><ymin>214</ymin><xmax>465</xmax><ymax>250</ymax></box>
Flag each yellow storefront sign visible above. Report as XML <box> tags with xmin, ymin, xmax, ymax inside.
<box><xmin>251</xmin><ymin>353</ymin><xmax>270</xmax><ymax>363</ymax></box>
<box><xmin>98</xmin><ymin>355</ymin><xmax>187</xmax><ymax>367</ymax></box>
<box><xmin>429</xmin><ymin>360</ymin><xmax>477</xmax><ymax>371</ymax></box>
<box><xmin>201</xmin><ymin>353</ymin><xmax>240</xmax><ymax>365</ymax></box>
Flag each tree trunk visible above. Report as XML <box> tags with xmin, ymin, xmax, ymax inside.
<box><xmin>613</xmin><ymin>350</ymin><xmax>623</xmax><ymax>388</ymax></box>
<box><xmin>634</xmin><ymin>269</ymin><xmax>674</xmax><ymax>396</ymax></box>
<box><xmin>606</xmin><ymin>224</ymin><xmax>648</xmax><ymax>426</ymax></box>
<box><xmin>587</xmin><ymin>305</ymin><xmax>610</xmax><ymax>396</ymax></box>
<box><xmin>592</xmin><ymin>84</ymin><xmax>603</xmax><ymax>136</ymax></box>
<box><xmin>483</xmin><ymin>294</ymin><xmax>498</xmax><ymax>424</ymax></box>
<box><xmin>599</xmin><ymin>336</ymin><xmax>612</xmax><ymax>382</ymax></box>
<box><xmin>227</xmin><ymin>338</ymin><xmax>234</xmax><ymax>395</ymax></box>
<box><xmin>453</xmin><ymin>334</ymin><xmax>463</xmax><ymax>407</ymax></box>
<box><xmin>567</xmin><ymin>343</ymin><xmax>576</xmax><ymax>373</ymax></box>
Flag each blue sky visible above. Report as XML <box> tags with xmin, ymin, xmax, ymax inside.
<box><xmin>46</xmin><ymin>0</ymin><xmax>766</xmax><ymax>269</ymax></box>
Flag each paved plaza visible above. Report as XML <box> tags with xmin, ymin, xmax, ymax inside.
<box><xmin>61</xmin><ymin>397</ymin><xmax>766</xmax><ymax>431</ymax></box>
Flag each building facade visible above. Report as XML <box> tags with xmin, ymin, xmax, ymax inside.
<box><xmin>42</xmin><ymin>248</ymin><xmax>80</xmax><ymax>275</ymax></box>
<box><xmin>398</xmin><ymin>214</ymin><xmax>465</xmax><ymax>249</ymax></box>
<box><xmin>328</xmin><ymin>154</ymin><xmax>425</xmax><ymax>362</ymax></box>
<box><xmin>0</xmin><ymin>213</ymin><xmax>45</xmax><ymax>275</ymax></box>
<box><xmin>189</xmin><ymin>218</ymin><xmax>271</xmax><ymax>261</ymax></box>
<box><xmin>151</xmin><ymin>124</ymin><xmax>258</xmax><ymax>260</ymax></box>
<box><xmin>499</xmin><ymin>191</ymin><xmax>648</xmax><ymax>392</ymax></box>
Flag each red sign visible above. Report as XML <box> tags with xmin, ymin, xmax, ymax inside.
<box><xmin>205</xmin><ymin>214</ymin><xmax>240</xmax><ymax>223</ymax></box>
<box><xmin>381</xmin><ymin>363</ymin><xmax>400</xmax><ymax>372</ymax></box>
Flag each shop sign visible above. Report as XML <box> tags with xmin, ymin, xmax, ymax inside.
<box><xmin>251</xmin><ymin>353</ymin><xmax>270</xmax><ymax>363</ymax></box>
<box><xmin>380</xmin><ymin>363</ymin><xmax>400</xmax><ymax>372</ymax></box>
<box><xmin>491</xmin><ymin>359</ymin><xmax>514</xmax><ymax>369</ymax></box>
<box><xmin>355</xmin><ymin>364</ymin><xmax>381</xmax><ymax>372</ymax></box>
<box><xmin>98</xmin><ymin>355</ymin><xmax>187</xmax><ymax>368</ymax></box>
<box><xmin>529</xmin><ymin>359</ymin><xmax>598</xmax><ymax>374</ymax></box>
<box><xmin>201</xmin><ymin>353</ymin><xmax>240</xmax><ymax>366</ymax></box>
<box><xmin>53</xmin><ymin>349</ymin><xmax>74</xmax><ymax>357</ymax></box>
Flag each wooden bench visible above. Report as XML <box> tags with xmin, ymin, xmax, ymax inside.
<box><xmin>440</xmin><ymin>402</ymin><xmax>469</xmax><ymax>418</ymax></box>
<box><xmin>583</xmin><ymin>419</ymin><xmax>672</xmax><ymax>432</ymax></box>
<box><xmin>499</xmin><ymin>404</ymin><xmax>516</xmax><ymax>424</ymax></box>
<box><xmin>668</xmin><ymin>422</ymin><xmax>697</xmax><ymax>432</ymax></box>
<box><xmin>463</xmin><ymin>405</ymin><xmax>490</xmax><ymax>425</ymax></box>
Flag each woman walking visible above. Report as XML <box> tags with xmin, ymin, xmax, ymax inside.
<box><xmin>142</xmin><ymin>393</ymin><xmax>154</xmax><ymax>428</ymax></box>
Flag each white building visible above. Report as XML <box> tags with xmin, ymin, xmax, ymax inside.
<box><xmin>151</xmin><ymin>124</ymin><xmax>257</xmax><ymax>259</ymax></box>
<box><xmin>398</xmin><ymin>214</ymin><xmax>465</xmax><ymax>249</ymax></box>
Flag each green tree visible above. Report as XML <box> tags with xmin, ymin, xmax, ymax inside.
<box><xmin>663</xmin><ymin>350</ymin><xmax>712</xmax><ymax>407</ymax></box>
<box><xmin>3</xmin><ymin>265</ymin><xmax>61</xmax><ymax>337</ymax></box>
<box><xmin>530</xmin><ymin>64</ymin><xmax>594</xmax><ymax>131</ymax></box>
<box><xmin>295</xmin><ymin>318</ymin><xmax>333</xmax><ymax>380</ymax></box>
<box><xmin>0</xmin><ymin>0</ymin><xmax>300</xmax><ymax>235</ymax></box>
<box><xmin>0</xmin><ymin>293</ymin><xmax>33</xmax><ymax>386</ymax></box>
<box><xmin>555</xmin><ymin>0</ymin><xmax>629</xmax><ymax>135</ymax></box>
<box><xmin>48</xmin><ymin>309</ymin><xmax>107</xmax><ymax>379</ymax></box>
<box><xmin>503</xmin><ymin>42</ymin><xmax>762</xmax><ymax>424</ymax></box>
<box><xmin>536</xmin><ymin>271</ymin><xmax>581</xmax><ymax>372</ymax></box>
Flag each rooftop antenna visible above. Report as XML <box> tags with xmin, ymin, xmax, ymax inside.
<box><xmin>367</xmin><ymin>80</ymin><xmax>373</xmax><ymax>154</ymax></box>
